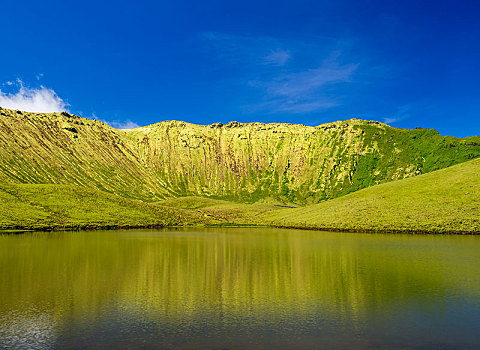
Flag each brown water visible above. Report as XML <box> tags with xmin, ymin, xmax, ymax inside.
<box><xmin>1</xmin><ymin>228</ymin><xmax>480</xmax><ymax>349</ymax></box>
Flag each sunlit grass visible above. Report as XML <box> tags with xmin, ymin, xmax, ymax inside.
<box><xmin>265</xmin><ymin>158</ymin><xmax>480</xmax><ymax>233</ymax></box>
<box><xmin>1</xmin><ymin>159</ymin><xmax>479</xmax><ymax>233</ymax></box>
<box><xmin>0</xmin><ymin>184</ymin><xmax>209</xmax><ymax>230</ymax></box>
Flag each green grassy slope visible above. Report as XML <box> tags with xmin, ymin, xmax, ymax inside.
<box><xmin>159</xmin><ymin>196</ymin><xmax>284</xmax><ymax>226</ymax></box>
<box><xmin>1</xmin><ymin>158</ymin><xmax>479</xmax><ymax>233</ymax></box>
<box><xmin>0</xmin><ymin>183</ymin><xmax>210</xmax><ymax>230</ymax></box>
<box><xmin>1</xmin><ymin>107</ymin><xmax>479</xmax><ymax>205</ymax></box>
<box><xmin>262</xmin><ymin>158</ymin><xmax>480</xmax><ymax>233</ymax></box>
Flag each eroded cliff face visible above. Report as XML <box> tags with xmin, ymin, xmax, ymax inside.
<box><xmin>0</xmin><ymin>109</ymin><xmax>170</xmax><ymax>200</ymax></box>
<box><xmin>1</xmin><ymin>107</ymin><xmax>479</xmax><ymax>204</ymax></box>
<box><xmin>121</xmin><ymin>119</ymin><xmax>480</xmax><ymax>204</ymax></box>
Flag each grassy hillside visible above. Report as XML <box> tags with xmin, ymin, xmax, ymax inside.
<box><xmin>1</xmin><ymin>158</ymin><xmax>479</xmax><ymax>233</ymax></box>
<box><xmin>159</xmin><ymin>196</ymin><xmax>284</xmax><ymax>226</ymax></box>
<box><xmin>1</xmin><ymin>107</ymin><xmax>479</xmax><ymax>233</ymax></box>
<box><xmin>262</xmin><ymin>158</ymin><xmax>480</xmax><ymax>234</ymax></box>
<box><xmin>1</xmin><ymin>107</ymin><xmax>479</xmax><ymax>205</ymax></box>
<box><xmin>0</xmin><ymin>183</ymin><xmax>211</xmax><ymax>231</ymax></box>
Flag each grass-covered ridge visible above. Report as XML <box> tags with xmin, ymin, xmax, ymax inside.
<box><xmin>1</xmin><ymin>107</ymin><xmax>479</xmax><ymax>205</ymax></box>
<box><xmin>0</xmin><ymin>107</ymin><xmax>479</xmax><ymax>233</ymax></box>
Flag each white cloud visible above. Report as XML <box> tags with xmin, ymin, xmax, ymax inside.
<box><xmin>98</xmin><ymin>117</ymin><xmax>140</xmax><ymax>129</ymax></box>
<box><xmin>109</xmin><ymin>120</ymin><xmax>140</xmax><ymax>129</ymax></box>
<box><xmin>0</xmin><ymin>80</ymin><xmax>68</xmax><ymax>113</ymax></box>
<box><xmin>383</xmin><ymin>117</ymin><xmax>398</xmax><ymax>124</ymax></box>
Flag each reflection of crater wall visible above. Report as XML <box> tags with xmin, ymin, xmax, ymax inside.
<box><xmin>1</xmin><ymin>229</ymin><xmax>478</xmax><ymax>331</ymax></box>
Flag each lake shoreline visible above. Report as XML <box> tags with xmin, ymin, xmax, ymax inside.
<box><xmin>1</xmin><ymin>222</ymin><xmax>479</xmax><ymax>235</ymax></box>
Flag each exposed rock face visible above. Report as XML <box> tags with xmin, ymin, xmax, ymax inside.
<box><xmin>1</xmin><ymin>108</ymin><xmax>479</xmax><ymax>204</ymax></box>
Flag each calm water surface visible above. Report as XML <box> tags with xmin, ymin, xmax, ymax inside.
<box><xmin>1</xmin><ymin>228</ymin><xmax>480</xmax><ymax>349</ymax></box>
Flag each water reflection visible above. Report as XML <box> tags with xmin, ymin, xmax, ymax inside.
<box><xmin>1</xmin><ymin>228</ymin><xmax>479</xmax><ymax>349</ymax></box>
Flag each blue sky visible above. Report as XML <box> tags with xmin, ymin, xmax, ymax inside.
<box><xmin>0</xmin><ymin>0</ymin><xmax>479</xmax><ymax>136</ymax></box>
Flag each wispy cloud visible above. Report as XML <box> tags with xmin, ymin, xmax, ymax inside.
<box><xmin>0</xmin><ymin>79</ymin><xmax>68</xmax><ymax>113</ymax></box>
<box><xmin>98</xmin><ymin>117</ymin><xmax>140</xmax><ymax>129</ymax></box>
<box><xmin>248</xmin><ymin>58</ymin><xmax>358</xmax><ymax>114</ymax></box>
<box><xmin>201</xmin><ymin>32</ymin><xmax>359</xmax><ymax>114</ymax></box>
<box><xmin>263</xmin><ymin>49</ymin><xmax>291</xmax><ymax>66</ymax></box>
<box><xmin>200</xmin><ymin>32</ymin><xmax>291</xmax><ymax>67</ymax></box>
<box><xmin>259</xmin><ymin>63</ymin><xmax>357</xmax><ymax>98</ymax></box>
<box><xmin>383</xmin><ymin>104</ymin><xmax>412</xmax><ymax>124</ymax></box>
<box><xmin>247</xmin><ymin>99</ymin><xmax>337</xmax><ymax>114</ymax></box>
